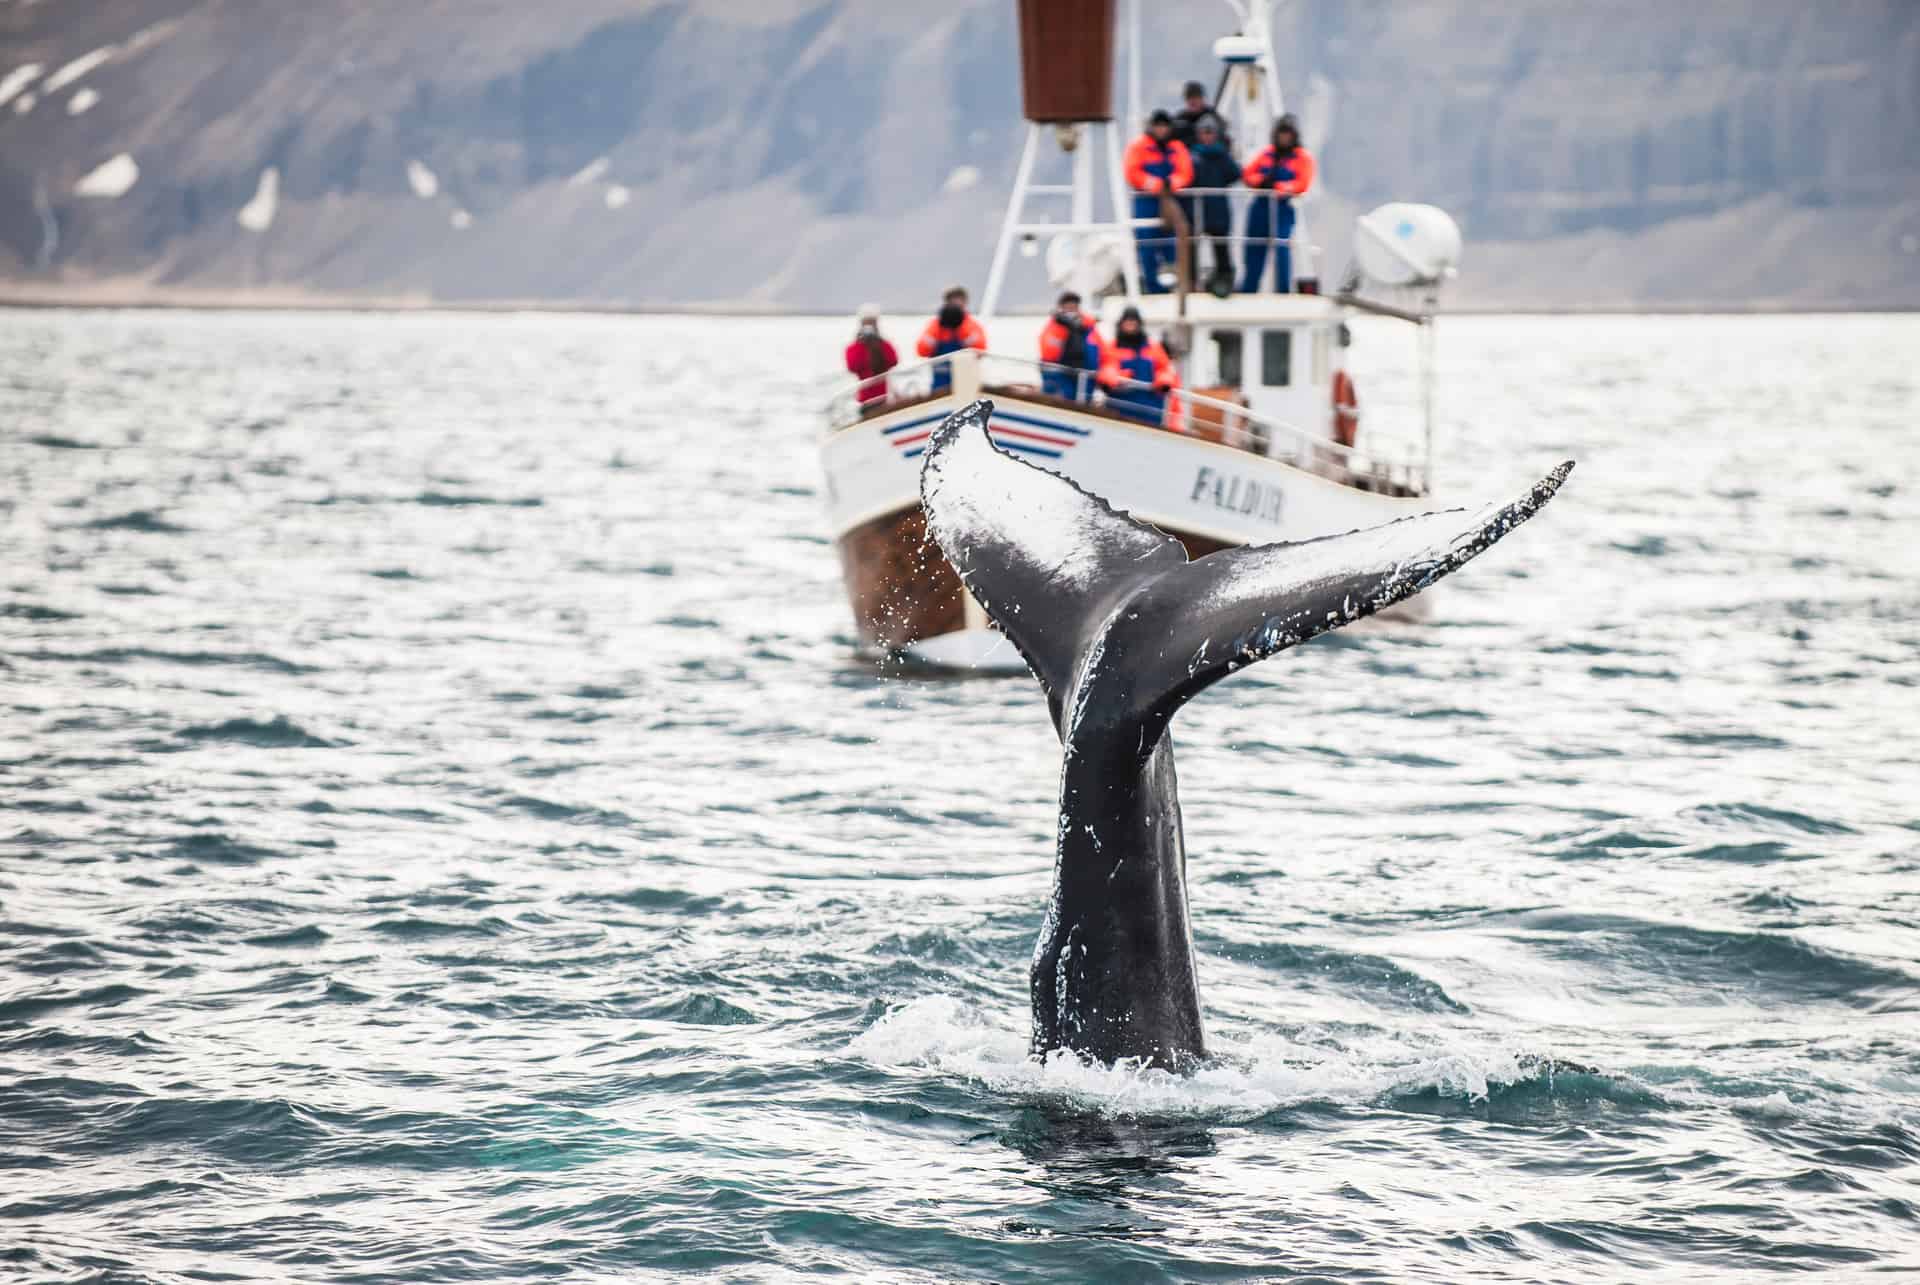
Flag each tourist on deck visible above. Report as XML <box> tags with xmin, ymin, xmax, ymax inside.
<box><xmin>1099</xmin><ymin>306</ymin><xmax>1180</xmax><ymax>426</ymax></box>
<box><xmin>1184</xmin><ymin>114</ymin><xmax>1239</xmax><ymax>296</ymax></box>
<box><xmin>1172</xmin><ymin>81</ymin><xmax>1222</xmax><ymax>148</ymax></box>
<box><xmin>916</xmin><ymin>286</ymin><xmax>986</xmax><ymax>392</ymax></box>
<box><xmin>1123</xmin><ymin>111</ymin><xmax>1193</xmax><ymax>294</ymax></box>
<box><xmin>844</xmin><ymin>305</ymin><xmax>897</xmax><ymax>412</ymax></box>
<box><xmin>1238</xmin><ymin>114</ymin><xmax>1316</xmax><ymax>294</ymax></box>
<box><xmin>1038</xmin><ymin>291</ymin><xmax>1103</xmax><ymax>402</ymax></box>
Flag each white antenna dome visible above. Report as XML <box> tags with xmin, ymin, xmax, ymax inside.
<box><xmin>1353</xmin><ymin>203</ymin><xmax>1463</xmax><ymax>288</ymax></box>
<box><xmin>1212</xmin><ymin>35</ymin><xmax>1261</xmax><ymax>65</ymax></box>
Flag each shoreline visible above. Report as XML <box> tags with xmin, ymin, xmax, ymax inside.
<box><xmin>0</xmin><ymin>285</ymin><xmax>1913</xmax><ymax>319</ymax></box>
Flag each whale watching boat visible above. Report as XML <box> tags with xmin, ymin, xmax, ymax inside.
<box><xmin>820</xmin><ymin>0</ymin><xmax>1465</xmax><ymax>670</ymax></box>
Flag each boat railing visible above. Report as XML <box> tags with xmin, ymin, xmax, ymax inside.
<box><xmin>825</xmin><ymin>351</ymin><xmax>1426</xmax><ymax>496</ymax></box>
<box><xmin>1124</xmin><ymin>186</ymin><xmax>1317</xmax><ymax>291</ymax></box>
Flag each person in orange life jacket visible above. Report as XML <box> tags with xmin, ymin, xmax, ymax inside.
<box><xmin>1038</xmin><ymin>291</ymin><xmax>1103</xmax><ymax>402</ymax></box>
<box><xmin>916</xmin><ymin>286</ymin><xmax>986</xmax><ymax>392</ymax></box>
<box><xmin>1099</xmin><ymin>306</ymin><xmax>1180</xmax><ymax>425</ymax></box>
<box><xmin>1238</xmin><ymin>114</ymin><xmax>1317</xmax><ymax>293</ymax></box>
<box><xmin>844</xmin><ymin>304</ymin><xmax>897</xmax><ymax>411</ymax></box>
<box><xmin>1123</xmin><ymin>111</ymin><xmax>1193</xmax><ymax>293</ymax></box>
<box><xmin>1184</xmin><ymin>114</ymin><xmax>1239</xmax><ymax>296</ymax></box>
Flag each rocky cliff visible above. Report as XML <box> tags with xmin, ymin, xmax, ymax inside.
<box><xmin>1</xmin><ymin>0</ymin><xmax>1915</xmax><ymax>310</ymax></box>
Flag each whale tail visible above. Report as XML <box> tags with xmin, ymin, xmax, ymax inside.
<box><xmin>919</xmin><ymin>398</ymin><xmax>1571</xmax><ymax>748</ymax></box>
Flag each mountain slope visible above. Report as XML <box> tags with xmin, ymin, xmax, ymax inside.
<box><xmin>1</xmin><ymin>0</ymin><xmax>1915</xmax><ymax>310</ymax></box>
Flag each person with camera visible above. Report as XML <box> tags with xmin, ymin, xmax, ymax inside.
<box><xmin>844</xmin><ymin>305</ymin><xmax>897</xmax><ymax>412</ymax></box>
<box><xmin>916</xmin><ymin>286</ymin><xmax>988</xmax><ymax>392</ymax></box>
<box><xmin>1037</xmin><ymin>291</ymin><xmax>1103</xmax><ymax>402</ymax></box>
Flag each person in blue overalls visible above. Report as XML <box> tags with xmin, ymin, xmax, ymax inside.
<box><xmin>1238</xmin><ymin>114</ymin><xmax>1317</xmax><ymax>294</ymax></box>
<box><xmin>1098</xmin><ymin>306</ymin><xmax>1180</xmax><ymax>426</ymax></box>
<box><xmin>1122</xmin><ymin>112</ymin><xmax>1193</xmax><ymax>294</ymax></box>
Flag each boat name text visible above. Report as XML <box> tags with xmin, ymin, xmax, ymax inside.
<box><xmin>1190</xmin><ymin>466</ymin><xmax>1284</xmax><ymax>525</ymax></box>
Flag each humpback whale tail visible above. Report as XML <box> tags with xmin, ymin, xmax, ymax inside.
<box><xmin>919</xmin><ymin>398</ymin><xmax>1570</xmax><ymax>1068</ymax></box>
<box><xmin>920</xmin><ymin>398</ymin><xmax>1572</xmax><ymax>746</ymax></box>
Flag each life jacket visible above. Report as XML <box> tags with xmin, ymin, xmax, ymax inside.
<box><xmin>1100</xmin><ymin>335</ymin><xmax>1180</xmax><ymax>423</ymax></box>
<box><xmin>1243</xmin><ymin>144</ymin><xmax>1317</xmax><ymax>199</ymax></box>
<box><xmin>916</xmin><ymin>313</ymin><xmax>986</xmax><ymax>358</ymax></box>
<box><xmin>1123</xmin><ymin>135</ymin><xmax>1194</xmax><ymax>194</ymax></box>
<box><xmin>1040</xmin><ymin>316</ymin><xmax>1101</xmax><ymax>371</ymax></box>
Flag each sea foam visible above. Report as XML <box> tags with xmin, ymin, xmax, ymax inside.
<box><xmin>850</xmin><ymin>995</ymin><xmax>1573</xmax><ymax>1119</ymax></box>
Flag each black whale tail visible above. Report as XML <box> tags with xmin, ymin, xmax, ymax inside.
<box><xmin>919</xmin><ymin>398</ymin><xmax>1572</xmax><ymax>748</ymax></box>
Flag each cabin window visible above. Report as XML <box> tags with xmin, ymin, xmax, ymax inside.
<box><xmin>1260</xmin><ymin>328</ymin><xmax>1291</xmax><ymax>387</ymax></box>
<box><xmin>1211</xmin><ymin>329</ymin><xmax>1243</xmax><ymax>387</ymax></box>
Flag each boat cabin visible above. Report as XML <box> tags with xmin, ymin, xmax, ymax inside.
<box><xmin>1101</xmin><ymin>292</ymin><xmax>1350</xmax><ymax>447</ymax></box>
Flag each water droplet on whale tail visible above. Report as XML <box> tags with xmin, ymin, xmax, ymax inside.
<box><xmin>919</xmin><ymin>397</ymin><xmax>1571</xmax><ymax>745</ymax></box>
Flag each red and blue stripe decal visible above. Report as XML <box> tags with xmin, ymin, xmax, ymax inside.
<box><xmin>884</xmin><ymin>409</ymin><xmax>1091</xmax><ymax>460</ymax></box>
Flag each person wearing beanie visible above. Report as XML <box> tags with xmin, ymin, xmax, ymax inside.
<box><xmin>844</xmin><ymin>304</ymin><xmax>897</xmax><ymax>411</ymax></box>
<box><xmin>915</xmin><ymin>285</ymin><xmax>987</xmax><ymax>393</ymax></box>
<box><xmin>1239</xmin><ymin>114</ymin><xmax>1317</xmax><ymax>293</ymax></box>
<box><xmin>1184</xmin><ymin>113</ymin><xmax>1240</xmax><ymax>295</ymax></box>
<box><xmin>1122</xmin><ymin>111</ymin><xmax>1194</xmax><ymax>293</ymax></box>
<box><xmin>1098</xmin><ymin>305</ymin><xmax>1180</xmax><ymax>426</ymax></box>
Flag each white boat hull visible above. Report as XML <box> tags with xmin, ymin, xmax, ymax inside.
<box><xmin>823</xmin><ymin>392</ymin><xmax>1422</xmax><ymax>552</ymax></box>
<box><xmin>821</xmin><ymin>385</ymin><xmax>1431</xmax><ymax>665</ymax></box>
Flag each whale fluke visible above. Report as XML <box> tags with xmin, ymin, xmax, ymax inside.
<box><xmin>919</xmin><ymin>398</ymin><xmax>1571</xmax><ymax>1067</ymax></box>
<box><xmin>922</xmin><ymin>398</ymin><xmax>1571</xmax><ymax>744</ymax></box>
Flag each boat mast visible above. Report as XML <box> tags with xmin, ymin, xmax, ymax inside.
<box><xmin>981</xmin><ymin>1</ymin><xmax>1137</xmax><ymax>321</ymax></box>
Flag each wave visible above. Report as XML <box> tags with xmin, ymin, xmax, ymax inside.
<box><xmin>413</xmin><ymin>491</ymin><xmax>542</xmax><ymax>507</ymax></box>
<box><xmin>18</xmin><ymin>646</ymin><xmax>317</xmax><ymax>675</ymax></box>
<box><xmin>1510</xmin><ymin>912</ymin><xmax>1920</xmax><ymax>1007</ymax></box>
<box><xmin>174</xmin><ymin>715</ymin><xmax>340</xmax><ymax>748</ymax></box>
<box><xmin>79</xmin><ymin>509</ymin><xmax>190</xmax><ymax>533</ymax></box>
<box><xmin>849</xmin><ymin>996</ymin><xmax>1607</xmax><ymax>1121</ymax></box>
<box><xmin>0</xmin><ymin>602</ymin><xmax>81</xmax><ymax>622</ymax></box>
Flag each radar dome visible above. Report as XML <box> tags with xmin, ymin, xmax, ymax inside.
<box><xmin>1212</xmin><ymin>35</ymin><xmax>1261</xmax><ymax>65</ymax></box>
<box><xmin>1353</xmin><ymin>203</ymin><xmax>1462</xmax><ymax>288</ymax></box>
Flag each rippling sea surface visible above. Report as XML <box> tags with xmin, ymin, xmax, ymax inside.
<box><xmin>1</xmin><ymin>308</ymin><xmax>1916</xmax><ymax>1281</ymax></box>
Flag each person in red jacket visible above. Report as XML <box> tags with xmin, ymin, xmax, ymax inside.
<box><xmin>844</xmin><ymin>305</ymin><xmax>897</xmax><ymax>411</ymax></box>
<box><xmin>916</xmin><ymin>286</ymin><xmax>987</xmax><ymax>392</ymax></box>
<box><xmin>1122</xmin><ymin>111</ymin><xmax>1194</xmax><ymax>293</ymax></box>
<box><xmin>1098</xmin><ymin>306</ymin><xmax>1180</xmax><ymax>425</ymax></box>
<box><xmin>1239</xmin><ymin>114</ymin><xmax>1317</xmax><ymax>293</ymax></box>
<box><xmin>1037</xmin><ymin>291</ymin><xmax>1103</xmax><ymax>402</ymax></box>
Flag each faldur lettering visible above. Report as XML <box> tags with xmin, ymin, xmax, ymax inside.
<box><xmin>1190</xmin><ymin>466</ymin><xmax>1285</xmax><ymax>525</ymax></box>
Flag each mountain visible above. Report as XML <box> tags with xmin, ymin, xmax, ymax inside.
<box><xmin>1</xmin><ymin>0</ymin><xmax>1915</xmax><ymax>311</ymax></box>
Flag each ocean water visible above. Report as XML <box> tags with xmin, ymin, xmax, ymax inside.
<box><xmin>1</xmin><ymin>307</ymin><xmax>1915</xmax><ymax>1282</ymax></box>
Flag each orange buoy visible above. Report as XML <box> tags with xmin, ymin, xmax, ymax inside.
<box><xmin>1332</xmin><ymin>369</ymin><xmax>1359</xmax><ymax>447</ymax></box>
